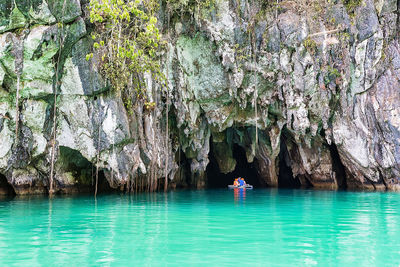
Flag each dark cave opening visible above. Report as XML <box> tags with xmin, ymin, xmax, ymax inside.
<box><xmin>206</xmin><ymin>143</ymin><xmax>261</xmax><ymax>188</ymax></box>
<box><xmin>58</xmin><ymin>146</ymin><xmax>114</xmax><ymax>194</ymax></box>
<box><xmin>0</xmin><ymin>173</ymin><xmax>15</xmax><ymax>196</ymax></box>
<box><xmin>174</xmin><ymin>148</ymin><xmax>192</xmax><ymax>188</ymax></box>
<box><xmin>278</xmin><ymin>137</ymin><xmax>301</xmax><ymax>188</ymax></box>
<box><xmin>329</xmin><ymin>143</ymin><xmax>347</xmax><ymax>189</ymax></box>
<box><xmin>96</xmin><ymin>170</ymin><xmax>116</xmax><ymax>194</ymax></box>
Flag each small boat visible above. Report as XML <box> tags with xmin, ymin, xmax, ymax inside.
<box><xmin>228</xmin><ymin>184</ymin><xmax>253</xmax><ymax>190</ymax></box>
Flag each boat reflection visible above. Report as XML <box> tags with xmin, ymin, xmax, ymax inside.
<box><xmin>233</xmin><ymin>188</ymin><xmax>246</xmax><ymax>202</ymax></box>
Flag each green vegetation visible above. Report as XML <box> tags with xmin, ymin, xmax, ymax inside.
<box><xmin>254</xmin><ymin>1</ymin><xmax>281</xmax><ymax>22</ymax></box>
<box><xmin>327</xmin><ymin>66</ymin><xmax>341</xmax><ymax>79</ymax></box>
<box><xmin>303</xmin><ymin>37</ymin><xmax>317</xmax><ymax>54</ymax></box>
<box><xmin>337</xmin><ymin>32</ymin><xmax>350</xmax><ymax>43</ymax></box>
<box><xmin>324</xmin><ymin>66</ymin><xmax>341</xmax><ymax>85</ymax></box>
<box><xmin>343</xmin><ymin>0</ymin><xmax>362</xmax><ymax>16</ymax></box>
<box><xmin>88</xmin><ymin>0</ymin><xmax>165</xmax><ymax>106</ymax></box>
<box><xmin>144</xmin><ymin>100</ymin><xmax>156</xmax><ymax>111</ymax></box>
<box><xmin>165</xmin><ymin>0</ymin><xmax>215</xmax><ymax>16</ymax></box>
<box><xmin>233</xmin><ymin>43</ymin><xmax>249</xmax><ymax>71</ymax></box>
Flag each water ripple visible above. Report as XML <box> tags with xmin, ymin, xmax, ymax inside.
<box><xmin>0</xmin><ymin>189</ymin><xmax>400</xmax><ymax>265</ymax></box>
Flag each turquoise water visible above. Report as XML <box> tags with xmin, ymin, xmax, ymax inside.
<box><xmin>1</xmin><ymin>189</ymin><xmax>400</xmax><ymax>266</ymax></box>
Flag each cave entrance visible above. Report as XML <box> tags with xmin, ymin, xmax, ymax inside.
<box><xmin>277</xmin><ymin>137</ymin><xmax>301</xmax><ymax>188</ymax></box>
<box><xmin>329</xmin><ymin>143</ymin><xmax>347</xmax><ymax>189</ymax></box>
<box><xmin>58</xmin><ymin>147</ymin><xmax>114</xmax><ymax>194</ymax></box>
<box><xmin>206</xmin><ymin>143</ymin><xmax>261</xmax><ymax>188</ymax></box>
<box><xmin>0</xmin><ymin>173</ymin><xmax>15</xmax><ymax>196</ymax></box>
<box><xmin>172</xmin><ymin>148</ymin><xmax>192</xmax><ymax>189</ymax></box>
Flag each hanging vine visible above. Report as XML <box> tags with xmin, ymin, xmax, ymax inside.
<box><xmin>95</xmin><ymin>117</ymin><xmax>101</xmax><ymax>197</ymax></box>
<box><xmin>49</xmin><ymin>0</ymin><xmax>68</xmax><ymax>196</ymax></box>
<box><xmin>163</xmin><ymin>8</ymin><xmax>172</xmax><ymax>192</ymax></box>
<box><xmin>246</xmin><ymin>0</ymin><xmax>258</xmax><ymax>148</ymax></box>
<box><xmin>14</xmin><ymin>74</ymin><xmax>21</xmax><ymax>139</ymax></box>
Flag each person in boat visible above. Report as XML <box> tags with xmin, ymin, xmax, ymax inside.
<box><xmin>238</xmin><ymin>177</ymin><xmax>245</xmax><ymax>187</ymax></box>
<box><xmin>233</xmin><ymin>178</ymin><xmax>239</xmax><ymax>186</ymax></box>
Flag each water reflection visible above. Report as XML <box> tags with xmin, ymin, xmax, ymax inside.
<box><xmin>233</xmin><ymin>188</ymin><xmax>246</xmax><ymax>203</ymax></box>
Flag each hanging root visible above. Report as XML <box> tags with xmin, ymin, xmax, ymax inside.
<box><xmin>49</xmin><ymin>0</ymin><xmax>68</xmax><ymax>197</ymax></box>
<box><xmin>95</xmin><ymin>122</ymin><xmax>101</xmax><ymax>197</ymax></box>
<box><xmin>14</xmin><ymin>75</ymin><xmax>20</xmax><ymax>139</ymax></box>
<box><xmin>164</xmin><ymin>10</ymin><xmax>171</xmax><ymax>193</ymax></box>
<box><xmin>253</xmin><ymin>52</ymin><xmax>258</xmax><ymax>147</ymax></box>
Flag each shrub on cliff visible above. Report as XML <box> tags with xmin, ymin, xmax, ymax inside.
<box><xmin>88</xmin><ymin>0</ymin><xmax>164</xmax><ymax>103</ymax></box>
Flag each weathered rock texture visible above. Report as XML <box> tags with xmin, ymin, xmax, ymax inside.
<box><xmin>0</xmin><ymin>0</ymin><xmax>399</xmax><ymax>194</ymax></box>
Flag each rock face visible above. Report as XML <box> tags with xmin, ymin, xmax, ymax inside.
<box><xmin>0</xmin><ymin>0</ymin><xmax>399</xmax><ymax>194</ymax></box>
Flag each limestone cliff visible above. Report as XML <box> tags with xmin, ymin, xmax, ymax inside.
<box><xmin>0</xmin><ymin>0</ymin><xmax>399</xmax><ymax>194</ymax></box>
